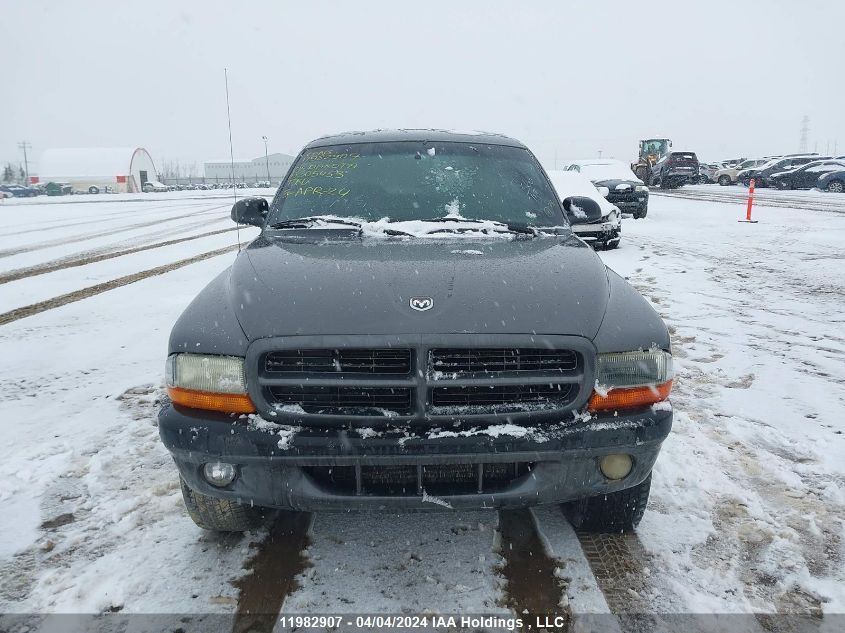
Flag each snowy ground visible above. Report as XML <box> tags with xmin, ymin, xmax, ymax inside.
<box><xmin>0</xmin><ymin>188</ymin><xmax>843</xmax><ymax>626</ymax></box>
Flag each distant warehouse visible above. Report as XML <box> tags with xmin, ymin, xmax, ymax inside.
<box><xmin>204</xmin><ymin>153</ymin><xmax>295</xmax><ymax>183</ymax></box>
<box><xmin>34</xmin><ymin>147</ymin><xmax>158</xmax><ymax>193</ymax></box>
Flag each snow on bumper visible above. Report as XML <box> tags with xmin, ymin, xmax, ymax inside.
<box><xmin>159</xmin><ymin>405</ymin><xmax>672</xmax><ymax>511</ymax></box>
<box><xmin>572</xmin><ymin>220</ymin><xmax>621</xmax><ymax>242</ymax></box>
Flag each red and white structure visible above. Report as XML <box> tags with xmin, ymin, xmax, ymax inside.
<box><xmin>33</xmin><ymin>147</ymin><xmax>158</xmax><ymax>193</ymax></box>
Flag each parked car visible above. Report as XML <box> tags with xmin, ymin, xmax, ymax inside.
<box><xmin>738</xmin><ymin>155</ymin><xmax>829</xmax><ymax>187</ymax></box>
<box><xmin>158</xmin><ymin>129</ymin><xmax>673</xmax><ymax>534</ymax></box>
<box><xmin>142</xmin><ymin>180</ymin><xmax>169</xmax><ymax>193</ymax></box>
<box><xmin>44</xmin><ymin>181</ymin><xmax>73</xmax><ymax>196</ymax></box>
<box><xmin>565</xmin><ymin>159</ymin><xmax>648</xmax><ymax>219</ymax></box>
<box><xmin>697</xmin><ymin>163</ymin><xmax>720</xmax><ymax>184</ymax></box>
<box><xmin>547</xmin><ymin>170</ymin><xmax>622</xmax><ymax>249</ymax></box>
<box><xmin>650</xmin><ymin>151</ymin><xmax>700</xmax><ymax>188</ymax></box>
<box><xmin>715</xmin><ymin>158</ymin><xmax>769</xmax><ymax>186</ymax></box>
<box><xmin>0</xmin><ymin>183</ymin><xmax>40</xmax><ymax>197</ymax></box>
<box><xmin>768</xmin><ymin>160</ymin><xmax>845</xmax><ymax>190</ymax></box>
<box><xmin>817</xmin><ymin>168</ymin><xmax>845</xmax><ymax>193</ymax></box>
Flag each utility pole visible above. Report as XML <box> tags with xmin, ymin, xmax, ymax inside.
<box><xmin>799</xmin><ymin>116</ymin><xmax>809</xmax><ymax>153</ymax></box>
<box><xmin>262</xmin><ymin>135</ymin><xmax>270</xmax><ymax>184</ymax></box>
<box><xmin>18</xmin><ymin>141</ymin><xmax>31</xmax><ymax>183</ymax></box>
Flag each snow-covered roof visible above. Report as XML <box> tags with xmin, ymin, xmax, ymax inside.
<box><xmin>38</xmin><ymin>148</ymin><xmax>144</xmax><ymax>177</ymax></box>
<box><xmin>567</xmin><ymin>159</ymin><xmax>641</xmax><ymax>183</ymax></box>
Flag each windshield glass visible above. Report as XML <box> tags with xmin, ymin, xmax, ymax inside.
<box><xmin>268</xmin><ymin>142</ymin><xmax>563</xmax><ymax>227</ymax></box>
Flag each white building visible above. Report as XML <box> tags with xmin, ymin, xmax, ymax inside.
<box><xmin>35</xmin><ymin>147</ymin><xmax>157</xmax><ymax>193</ymax></box>
<box><xmin>204</xmin><ymin>152</ymin><xmax>295</xmax><ymax>183</ymax></box>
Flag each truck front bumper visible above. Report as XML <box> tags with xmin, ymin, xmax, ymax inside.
<box><xmin>159</xmin><ymin>405</ymin><xmax>672</xmax><ymax>512</ymax></box>
<box><xmin>571</xmin><ymin>221</ymin><xmax>621</xmax><ymax>244</ymax></box>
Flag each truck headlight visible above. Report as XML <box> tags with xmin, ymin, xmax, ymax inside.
<box><xmin>588</xmin><ymin>349</ymin><xmax>673</xmax><ymax>412</ymax></box>
<box><xmin>165</xmin><ymin>353</ymin><xmax>256</xmax><ymax>413</ymax></box>
<box><xmin>635</xmin><ymin>185</ymin><xmax>649</xmax><ymax>192</ymax></box>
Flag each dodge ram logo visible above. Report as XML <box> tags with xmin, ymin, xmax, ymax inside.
<box><xmin>409</xmin><ymin>297</ymin><xmax>433</xmax><ymax>312</ymax></box>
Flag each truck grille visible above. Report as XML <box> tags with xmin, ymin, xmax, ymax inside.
<box><xmin>431</xmin><ymin>384</ymin><xmax>575</xmax><ymax>409</ymax></box>
<box><xmin>267</xmin><ymin>386</ymin><xmax>413</xmax><ymax>415</ymax></box>
<box><xmin>430</xmin><ymin>348</ymin><xmax>577</xmax><ymax>375</ymax></box>
<box><xmin>265</xmin><ymin>349</ymin><xmax>412</xmax><ymax>375</ymax></box>
<box><xmin>255</xmin><ymin>339</ymin><xmax>586</xmax><ymax>420</ymax></box>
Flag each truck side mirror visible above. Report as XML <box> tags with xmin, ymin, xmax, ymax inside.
<box><xmin>231</xmin><ymin>197</ymin><xmax>268</xmax><ymax>227</ymax></box>
<box><xmin>562</xmin><ymin>196</ymin><xmax>603</xmax><ymax>225</ymax></box>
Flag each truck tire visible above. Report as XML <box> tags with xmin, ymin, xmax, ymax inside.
<box><xmin>564</xmin><ymin>473</ymin><xmax>651</xmax><ymax>533</ymax></box>
<box><xmin>88</xmin><ymin>186</ymin><xmax>100</xmax><ymax>194</ymax></box>
<box><xmin>180</xmin><ymin>477</ymin><xmax>269</xmax><ymax>532</ymax></box>
<box><xmin>718</xmin><ymin>175</ymin><xmax>731</xmax><ymax>186</ymax></box>
<box><xmin>633</xmin><ymin>208</ymin><xmax>647</xmax><ymax>219</ymax></box>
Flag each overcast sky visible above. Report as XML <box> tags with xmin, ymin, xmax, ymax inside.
<box><xmin>2</xmin><ymin>0</ymin><xmax>844</xmax><ymax>174</ymax></box>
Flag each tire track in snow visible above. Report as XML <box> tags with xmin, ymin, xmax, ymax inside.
<box><xmin>651</xmin><ymin>190</ymin><xmax>845</xmax><ymax>215</ymax></box>
<box><xmin>0</xmin><ymin>199</ymin><xmax>229</xmax><ymax>238</ymax></box>
<box><xmin>573</xmin><ymin>528</ymin><xmax>657</xmax><ymax>630</ymax></box>
<box><xmin>0</xmin><ymin>244</ymin><xmax>239</xmax><ymax>326</ymax></box>
<box><xmin>232</xmin><ymin>512</ymin><xmax>312</xmax><ymax>633</ymax></box>
<box><xmin>0</xmin><ymin>225</ymin><xmax>240</xmax><ymax>285</ymax></box>
<box><xmin>0</xmin><ymin>203</ymin><xmax>230</xmax><ymax>258</ymax></box>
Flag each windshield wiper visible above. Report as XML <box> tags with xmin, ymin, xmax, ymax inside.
<box><xmin>415</xmin><ymin>217</ymin><xmax>542</xmax><ymax>237</ymax></box>
<box><xmin>268</xmin><ymin>216</ymin><xmax>362</xmax><ymax>229</ymax></box>
<box><xmin>502</xmin><ymin>222</ymin><xmax>538</xmax><ymax>235</ymax></box>
<box><xmin>422</xmin><ymin>216</ymin><xmax>487</xmax><ymax>223</ymax></box>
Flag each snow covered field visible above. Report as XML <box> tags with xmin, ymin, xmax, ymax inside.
<box><xmin>0</xmin><ymin>189</ymin><xmax>843</xmax><ymax>627</ymax></box>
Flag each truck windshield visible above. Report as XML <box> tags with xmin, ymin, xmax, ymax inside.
<box><xmin>268</xmin><ymin>142</ymin><xmax>564</xmax><ymax>227</ymax></box>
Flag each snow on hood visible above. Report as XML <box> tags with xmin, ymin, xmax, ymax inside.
<box><xmin>269</xmin><ymin>215</ymin><xmax>550</xmax><ymax>239</ymax></box>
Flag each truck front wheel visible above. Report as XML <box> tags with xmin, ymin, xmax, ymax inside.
<box><xmin>564</xmin><ymin>473</ymin><xmax>651</xmax><ymax>533</ymax></box>
<box><xmin>180</xmin><ymin>477</ymin><xmax>270</xmax><ymax>532</ymax></box>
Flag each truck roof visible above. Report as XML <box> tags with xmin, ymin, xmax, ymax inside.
<box><xmin>305</xmin><ymin>129</ymin><xmax>527</xmax><ymax>149</ymax></box>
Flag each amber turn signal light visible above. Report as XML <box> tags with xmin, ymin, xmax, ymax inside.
<box><xmin>167</xmin><ymin>386</ymin><xmax>256</xmax><ymax>414</ymax></box>
<box><xmin>587</xmin><ymin>380</ymin><xmax>672</xmax><ymax>412</ymax></box>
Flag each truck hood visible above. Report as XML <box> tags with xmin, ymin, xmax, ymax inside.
<box><xmin>229</xmin><ymin>233</ymin><xmax>610</xmax><ymax>339</ymax></box>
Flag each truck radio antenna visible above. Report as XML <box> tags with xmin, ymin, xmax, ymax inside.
<box><xmin>225</xmin><ymin>67</ymin><xmax>240</xmax><ymax>251</ymax></box>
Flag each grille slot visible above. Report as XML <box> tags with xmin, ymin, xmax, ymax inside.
<box><xmin>265</xmin><ymin>349</ymin><xmax>412</xmax><ymax>375</ymax></box>
<box><xmin>431</xmin><ymin>383</ymin><xmax>575</xmax><ymax>412</ymax></box>
<box><xmin>430</xmin><ymin>348</ymin><xmax>577</xmax><ymax>375</ymax></box>
<box><xmin>303</xmin><ymin>462</ymin><xmax>533</xmax><ymax>496</ymax></box>
<box><xmin>267</xmin><ymin>386</ymin><xmax>413</xmax><ymax>415</ymax></box>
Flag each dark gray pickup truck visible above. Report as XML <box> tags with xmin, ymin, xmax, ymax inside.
<box><xmin>158</xmin><ymin>130</ymin><xmax>673</xmax><ymax>534</ymax></box>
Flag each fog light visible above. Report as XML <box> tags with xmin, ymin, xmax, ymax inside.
<box><xmin>203</xmin><ymin>462</ymin><xmax>237</xmax><ymax>487</ymax></box>
<box><xmin>599</xmin><ymin>454</ymin><xmax>633</xmax><ymax>480</ymax></box>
